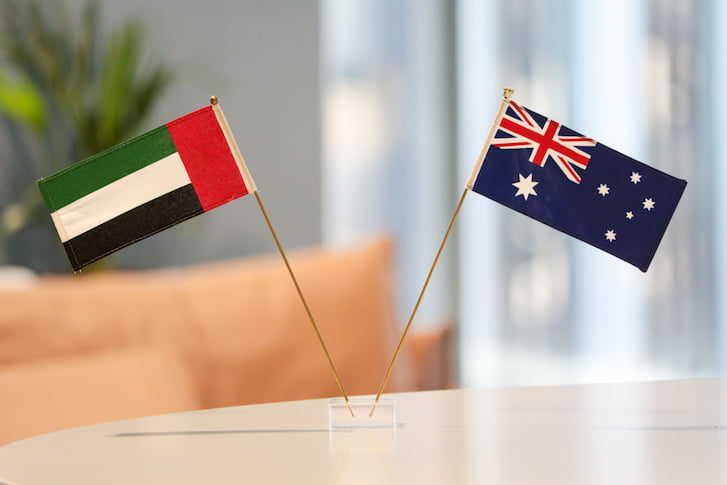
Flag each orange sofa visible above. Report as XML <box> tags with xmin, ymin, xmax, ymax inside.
<box><xmin>0</xmin><ymin>237</ymin><xmax>450</xmax><ymax>445</ymax></box>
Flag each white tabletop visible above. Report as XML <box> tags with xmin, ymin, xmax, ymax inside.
<box><xmin>0</xmin><ymin>379</ymin><xmax>725</xmax><ymax>484</ymax></box>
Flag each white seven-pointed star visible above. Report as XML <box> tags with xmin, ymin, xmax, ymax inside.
<box><xmin>605</xmin><ymin>230</ymin><xmax>617</xmax><ymax>242</ymax></box>
<box><xmin>626</xmin><ymin>211</ymin><xmax>634</xmax><ymax>220</ymax></box>
<box><xmin>643</xmin><ymin>198</ymin><xmax>655</xmax><ymax>211</ymax></box>
<box><xmin>597</xmin><ymin>184</ymin><xmax>610</xmax><ymax>196</ymax></box>
<box><xmin>630</xmin><ymin>172</ymin><xmax>642</xmax><ymax>184</ymax></box>
<box><xmin>512</xmin><ymin>173</ymin><xmax>538</xmax><ymax>200</ymax></box>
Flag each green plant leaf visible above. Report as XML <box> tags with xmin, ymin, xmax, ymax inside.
<box><xmin>0</xmin><ymin>0</ymin><xmax>176</xmax><ymax>271</ymax></box>
<box><xmin>0</xmin><ymin>70</ymin><xmax>46</xmax><ymax>131</ymax></box>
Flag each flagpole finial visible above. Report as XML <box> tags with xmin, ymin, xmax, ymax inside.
<box><xmin>503</xmin><ymin>87</ymin><xmax>514</xmax><ymax>100</ymax></box>
<box><xmin>210</xmin><ymin>95</ymin><xmax>219</xmax><ymax>105</ymax></box>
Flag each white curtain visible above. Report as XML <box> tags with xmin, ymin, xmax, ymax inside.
<box><xmin>323</xmin><ymin>0</ymin><xmax>724</xmax><ymax>386</ymax></box>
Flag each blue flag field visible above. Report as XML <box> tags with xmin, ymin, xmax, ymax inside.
<box><xmin>467</xmin><ymin>99</ymin><xmax>687</xmax><ymax>272</ymax></box>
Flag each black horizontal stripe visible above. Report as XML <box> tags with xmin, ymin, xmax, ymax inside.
<box><xmin>63</xmin><ymin>184</ymin><xmax>203</xmax><ymax>271</ymax></box>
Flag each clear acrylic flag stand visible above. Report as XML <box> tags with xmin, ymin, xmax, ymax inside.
<box><xmin>328</xmin><ymin>398</ymin><xmax>397</xmax><ymax>453</ymax></box>
<box><xmin>328</xmin><ymin>398</ymin><xmax>395</xmax><ymax>429</ymax></box>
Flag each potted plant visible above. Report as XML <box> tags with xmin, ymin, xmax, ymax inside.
<box><xmin>0</xmin><ymin>0</ymin><xmax>174</xmax><ymax>272</ymax></box>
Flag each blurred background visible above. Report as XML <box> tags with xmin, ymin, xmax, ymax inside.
<box><xmin>1</xmin><ymin>0</ymin><xmax>724</xmax><ymax>389</ymax></box>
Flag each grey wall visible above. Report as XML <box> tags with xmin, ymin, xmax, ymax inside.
<box><xmin>75</xmin><ymin>0</ymin><xmax>321</xmax><ymax>269</ymax></box>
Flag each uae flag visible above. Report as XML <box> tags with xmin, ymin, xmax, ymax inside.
<box><xmin>38</xmin><ymin>104</ymin><xmax>256</xmax><ymax>271</ymax></box>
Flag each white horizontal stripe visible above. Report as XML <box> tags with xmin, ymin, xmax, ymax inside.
<box><xmin>52</xmin><ymin>153</ymin><xmax>191</xmax><ymax>242</ymax></box>
<box><xmin>50</xmin><ymin>211</ymin><xmax>69</xmax><ymax>243</ymax></box>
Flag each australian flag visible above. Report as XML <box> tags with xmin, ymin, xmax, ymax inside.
<box><xmin>467</xmin><ymin>100</ymin><xmax>687</xmax><ymax>272</ymax></box>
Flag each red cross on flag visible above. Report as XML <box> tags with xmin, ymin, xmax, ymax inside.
<box><xmin>493</xmin><ymin>101</ymin><xmax>597</xmax><ymax>183</ymax></box>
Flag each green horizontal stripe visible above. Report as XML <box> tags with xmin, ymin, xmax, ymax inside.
<box><xmin>38</xmin><ymin>125</ymin><xmax>177</xmax><ymax>212</ymax></box>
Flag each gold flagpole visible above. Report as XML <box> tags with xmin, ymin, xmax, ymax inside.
<box><xmin>369</xmin><ymin>88</ymin><xmax>514</xmax><ymax>417</ymax></box>
<box><xmin>253</xmin><ymin>191</ymin><xmax>353</xmax><ymax>413</ymax></box>
<box><xmin>210</xmin><ymin>96</ymin><xmax>354</xmax><ymax>416</ymax></box>
<box><xmin>369</xmin><ymin>187</ymin><xmax>468</xmax><ymax>417</ymax></box>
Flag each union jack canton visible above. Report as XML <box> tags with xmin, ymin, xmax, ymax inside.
<box><xmin>493</xmin><ymin>101</ymin><xmax>596</xmax><ymax>184</ymax></box>
<box><xmin>467</xmin><ymin>98</ymin><xmax>687</xmax><ymax>272</ymax></box>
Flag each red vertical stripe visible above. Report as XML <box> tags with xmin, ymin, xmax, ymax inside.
<box><xmin>166</xmin><ymin>106</ymin><xmax>249</xmax><ymax>212</ymax></box>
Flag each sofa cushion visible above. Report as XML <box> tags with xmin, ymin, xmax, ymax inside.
<box><xmin>0</xmin><ymin>346</ymin><xmax>198</xmax><ymax>446</ymax></box>
<box><xmin>143</xmin><ymin>237</ymin><xmax>417</xmax><ymax>407</ymax></box>
<box><xmin>0</xmin><ymin>237</ymin><xmax>417</xmax><ymax>411</ymax></box>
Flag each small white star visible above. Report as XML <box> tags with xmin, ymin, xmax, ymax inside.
<box><xmin>597</xmin><ymin>184</ymin><xmax>610</xmax><ymax>196</ymax></box>
<box><xmin>512</xmin><ymin>173</ymin><xmax>538</xmax><ymax>201</ymax></box>
<box><xmin>630</xmin><ymin>172</ymin><xmax>642</xmax><ymax>184</ymax></box>
<box><xmin>643</xmin><ymin>198</ymin><xmax>655</xmax><ymax>211</ymax></box>
<box><xmin>605</xmin><ymin>230</ymin><xmax>617</xmax><ymax>242</ymax></box>
<box><xmin>626</xmin><ymin>211</ymin><xmax>634</xmax><ymax>220</ymax></box>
